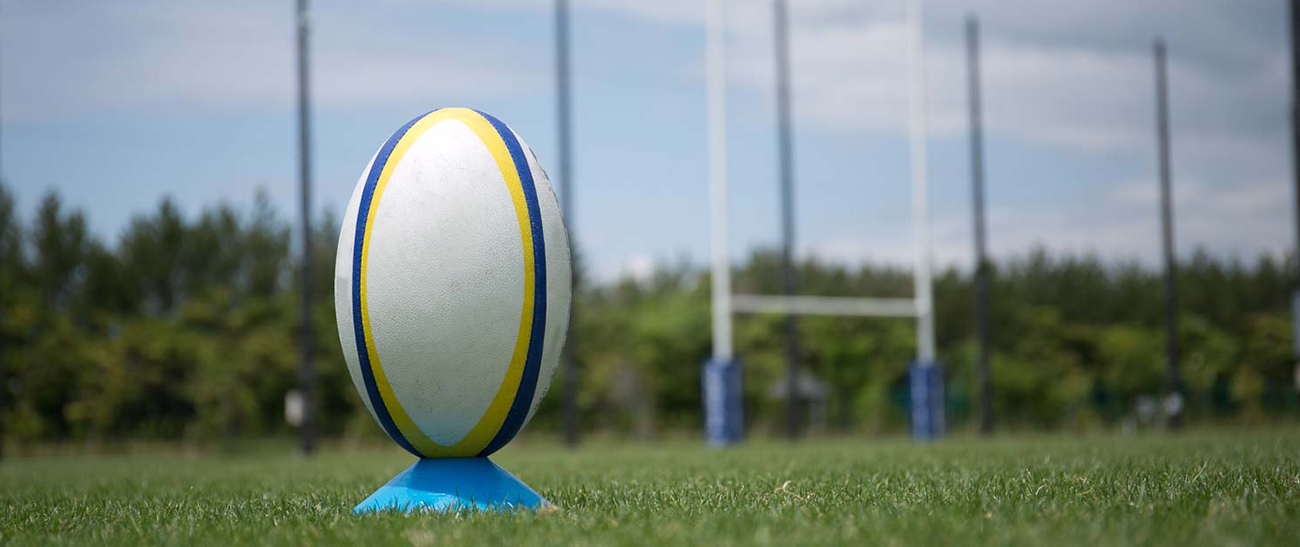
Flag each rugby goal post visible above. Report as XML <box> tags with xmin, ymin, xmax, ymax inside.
<box><xmin>703</xmin><ymin>0</ymin><xmax>943</xmax><ymax>446</ymax></box>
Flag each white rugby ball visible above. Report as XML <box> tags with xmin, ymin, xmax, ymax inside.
<box><xmin>334</xmin><ymin>108</ymin><xmax>571</xmax><ymax>458</ymax></box>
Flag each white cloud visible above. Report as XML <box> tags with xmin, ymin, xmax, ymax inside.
<box><xmin>618</xmin><ymin>252</ymin><xmax>657</xmax><ymax>282</ymax></box>
<box><xmin>807</xmin><ymin>174</ymin><xmax>1291</xmax><ymax>271</ymax></box>
<box><xmin>3</xmin><ymin>0</ymin><xmax>1291</xmax><ymax>274</ymax></box>
<box><xmin>718</xmin><ymin>0</ymin><xmax>1287</xmax><ymax>156</ymax></box>
<box><xmin>1</xmin><ymin>0</ymin><xmax>539</xmax><ymax>122</ymax></box>
<box><xmin>554</xmin><ymin>0</ymin><xmax>1292</xmax><ymax>275</ymax></box>
<box><xmin>716</xmin><ymin>0</ymin><xmax>1292</xmax><ymax>269</ymax></box>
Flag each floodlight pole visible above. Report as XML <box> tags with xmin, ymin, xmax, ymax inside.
<box><xmin>555</xmin><ymin>0</ymin><xmax>580</xmax><ymax>448</ymax></box>
<box><xmin>0</xmin><ymin>8</ymin><xmax>3</xmax><ymax>186</ymax></box>
<box><xmin>1289</xmin><ymin>0</ymin><xmax>1300</xmax><ymax>367</ymax></box>
<box><xmin>965</xmin><ymin>15</ymin><xmax>992</xmax><ymax>436</ymax></box>
<box><xmin>294</xmin><ymin>0</ymin><xmax>315</xmax><ymax>455</ymax></box>
<box><xmin>0</xmin><ymin>1</ymin><xmax>5</xmax><ymax>463</ymax></box>
<box><xmin>0</xmin><ymin>9</ymin><xmax>3</xmax><ymax>185</ymax></box>
<box><xmin>772</xmin><ymin>0</ymin><xmax>802</xmax><ymax>441</ymax></box>
<box><xmin>1154</xmin><ymin>39</ymin><xmax>1184</xmax><ymax>430</ymax></box>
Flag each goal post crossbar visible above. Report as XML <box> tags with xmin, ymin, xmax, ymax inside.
<box><xmin>730</xmin><ymin>294</ymin><xmax>918</xmax><ymax>318</ymax></box>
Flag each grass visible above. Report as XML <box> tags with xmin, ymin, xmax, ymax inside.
<box><xmin>1</xmin><ymin>429</ymin><xmax>1297</xmax><ymax>546</ymax></box>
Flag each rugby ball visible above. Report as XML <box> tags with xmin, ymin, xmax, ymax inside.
<box><xmin>334</xmin><ymin>108</ymin><xmax>571</xmax><ymax>458</ymax></box>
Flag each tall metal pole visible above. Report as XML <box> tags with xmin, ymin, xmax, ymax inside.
<box><xmin>965</xmin><ymin>15</ymin><xmax>992</xmax><ymax>436</ymax></box>
<box><xmin>0</xmin><ymin>8</ymin><xmax>3</xmax><ymax>187</ymax></box>
<box><xmin>1154</xmin><ymin>39</ymin><xmax>1183</xmax><ymax>430</ymax></box>
<box><xmin>556</xmin><ymin>0</ymin><xmax>579</xmax><ymax>447</ymax></box>
<box><xmin>295</xmin><ymin>0</ymin><xmax>315</xmax><ymax>455</ymax></box>
<box><xmin>0</xmin><ymin>6</ymin><xmax>3</xmax><ymax>187</ymax></box>
<box><xmin>772</xmin><ymin>0</ymin><xmax>801</xmax><ymax>440</ymax></box>
<box><xmin>908</xmin><ymin>0</ymin><xmax>936</xmax><ymax>365</ymax></box>
<box><xmin>708</xmin><ymin>0</ymin><xmax>733</xmax><ymax>365</ymax></box>
<box><xmin>0</xmin><ymin>0</ymin><xmax>6</xmax><ymax>463</ymax></box>
<box><xmin>1289</xmin><ymin>0</ymin><xmax>1300</xmax><ymax>366</ymax></box>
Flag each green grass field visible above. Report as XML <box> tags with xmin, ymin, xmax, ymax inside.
<box><xmin>1</xmin><ymin>430</ymin><xmax>1297</xmax><ymax>546</ymax></box>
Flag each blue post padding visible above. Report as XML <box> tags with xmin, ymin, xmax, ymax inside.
<box><xmin>909</xmin><ymin>361</ymin><xmax>946</xmax><ymax>441</ymax></box>
<box><xmin>354</xmin><ymin>457</ymin><xmax>548</xmax><ymax>514</ymax></box>
<box><xmin>703</xmin><ymin>357</ymin><xmax>744</xmax><ymax>447</ymax></box>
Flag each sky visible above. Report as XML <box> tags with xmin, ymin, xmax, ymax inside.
<box><xmin>2</xmin><ymin>0</ymin><xmax>1294</xmax><ymax>281</ymax></box>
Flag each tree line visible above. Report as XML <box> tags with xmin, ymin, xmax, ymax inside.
<box><xmin>0</xmin><ymin>183</ymin><xmax>1295</xmax><ymax>448</ymax></box>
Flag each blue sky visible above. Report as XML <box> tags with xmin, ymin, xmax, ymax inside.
<box><xmin>2</xmin><ymin>0</ymin><xmax>1293</xmax><ymax>280</ymax></box>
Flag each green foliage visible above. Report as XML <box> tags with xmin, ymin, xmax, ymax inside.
<box><xmin>0</xmin><ymin>181</ymin><xmax>1296</xmax><ymax>444</ymax></box>
<box><xmin>0</xmin><ymin>185</ymin><xmax>343</xmax><ymax>445</ymax></box>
